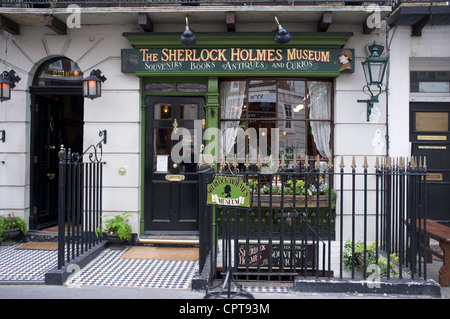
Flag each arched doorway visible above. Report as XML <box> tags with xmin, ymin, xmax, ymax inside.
<box><xmin>29</xmin><ymin>57</ymin><xmax>84</xmax><ymax>230</ymax></box>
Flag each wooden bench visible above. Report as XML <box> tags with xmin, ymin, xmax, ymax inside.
<box><xmin>416</xmin><ymin>219</ymin><xmax>450</xmax><ymax>287</ymax></box>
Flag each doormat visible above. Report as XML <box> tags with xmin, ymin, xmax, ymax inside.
<box><xmin>121</xmin><ymin>246</ymin><xmax>198</xmax><ymax>261</ymax></box>
<box><xmin>16</xmin><ymin>242</ymin><xmax>58</xmax><ymax>250</ymax></box>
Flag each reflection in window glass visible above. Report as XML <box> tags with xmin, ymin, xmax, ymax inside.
<box><xmin>180</xmin><ymin>104</ymin><xmax>198</xmax><ymax>120</ymax></box>
<box><xmin>154</xmin><ymin>103</ymin><xmax>172</xmax><ymax>119</ymax></box>
<box><xmin>410</xmin><ymin>71</ymin><xmax>450</xmax><ymax>93</ymax></box>
<box><xmin>145</xmin><ymin>83</ymin><xmax>174</xmax><ymax>92</ymax></box>
<box><xmin>248</xmin><ymin>80</ymin><xmax>276</xmax><ymax>119</ymax></box>
<box><xmin>177</xmin><ymin>82</ymin><xmax>207</xmax><ymax>92</ymax></box>
<box><xmin>219</xmin><ymin>79</ymin><xmax>333</xmax><ymax>163</ymax></box>
<box><xmin>34</xmin><ymin>58</ymin><xmax>83</xmax><ymax>86</ymax></box>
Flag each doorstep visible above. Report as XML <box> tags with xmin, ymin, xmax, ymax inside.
<box><xmin>139</xmin><ymin>234</ymin><xmax>199</xmax><ymax>246</ymax></box>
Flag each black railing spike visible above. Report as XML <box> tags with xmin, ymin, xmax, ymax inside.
<box><xmin>200</xmin><ymin>155</ymin><xmax>429</xmax><ymax>291</ymax></box>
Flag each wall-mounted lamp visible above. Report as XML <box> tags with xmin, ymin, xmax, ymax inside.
<box><xmin>0</xmin><ymin>130</ymin><xmax>5</xmax><ymax>143</ymax></box>
<box><xmin>357</xmin><ymin>41</ymin><xmax>388</xmax><ymax>121</ymax></box>
<box><xmin>0</xmin><ymin>70</ymin><xmax>21</xmax><ymax>102</ymax></box>
<box><xmin>180</xmin><ymin>17</ymin><xmax>196</xmax><ymax>46</ymax></box>
<box><xmin>274</xmin><ymin>16</ymin><xmax>292</xmax><ymax>44</ymax></box>
<box><xmin>82</xmin><ymin>69</ymin><xmax>107</xmax><ymax>100</ymax></box>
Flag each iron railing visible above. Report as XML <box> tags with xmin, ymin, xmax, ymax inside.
<box><xmin>56</xmin><ymin>130</ymin><xmax>106</xmax><ymax>270</ymax></box>
<box><xmin>0</xmin><ymin>0</ymin><xmax>388</xmax><ymax>7</ymax></box>
<box><xmin>199</xmin><ymin>155</ymin><xmax>429</xmax><ymax>298</ymax></box>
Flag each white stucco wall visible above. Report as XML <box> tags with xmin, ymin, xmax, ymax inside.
<box><xmin>3</xmin><ymin>13</ymin><xmax>446</xmax><ymax>239</ymax></box>
<box><xmin>0</xmin><ymin>23</ymin><xmax>142</xmax><ymax>232</ymax></box>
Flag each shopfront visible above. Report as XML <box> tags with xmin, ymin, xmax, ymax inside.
<box><xmin>122</xmin><ymin>33</ymin><xmax>354</xmax><ymax>235</ymax></box>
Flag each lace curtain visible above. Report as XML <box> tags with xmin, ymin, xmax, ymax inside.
<box><xmin>308</xmin><ymin>81</ymin><xmax>332</xmax><ymax>158</ymax></box>
<box><xmin>220</xmin><ymin>81</ymin><xmax>246</xmax><ymax>157</ymax></box>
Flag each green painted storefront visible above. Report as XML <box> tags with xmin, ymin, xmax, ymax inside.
<box><xmin>122</xmin><ymin>32</ymin><xmax>352</xmax><ymax>234</ymax></box>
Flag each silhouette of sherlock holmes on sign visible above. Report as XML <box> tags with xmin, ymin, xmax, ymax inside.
<box><xmin>223</xmin><ymin>185</ymin><xmax>232</xmax><ymax>198</ymax></box>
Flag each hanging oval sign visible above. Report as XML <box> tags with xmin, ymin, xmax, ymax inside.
<box><xmin>207</xmin><ymin>175</ymin><xmax>251</xmax><ymax>207</ymax></box>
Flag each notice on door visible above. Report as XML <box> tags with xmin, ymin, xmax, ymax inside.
<box><xmin>416</xmin><ymin>112</ymin><xmax>449</xmax><ymax>132</ymax></box>
<box><xmin>156</xmin><ymin>155</ymin><xmax>169</xmax><ymax>172</ymax></box>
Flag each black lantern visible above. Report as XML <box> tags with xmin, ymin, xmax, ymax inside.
<box><xmin>358</xmin><ymin>41</ymin><xmax>388</xmax><ymax>121</ymax></box>
<box><xmin>0</xmin><ymin>70</ymin><xmax>21</xmax><ymax>103</ymax></box>
<box><xmin>180</xmin><ymin>17</ymin><xmax>196</xmax><ymax>46</ymax></box>
<box><xmin>82</xmin><ymin>69</ymin><xmax>107</xmax><ymax>100</ymax></box>
<box><xmin>274</xmin><ymin>16</ymin><xmax>292</xmax><ymax>44</ymax></box>
<box><xmin>362</xmin><ymin>41</ymin><xmax>388</xmax><ymax>86</ymax></box>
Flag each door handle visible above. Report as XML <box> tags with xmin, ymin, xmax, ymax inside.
<box><xmin>47</xmin><ymin>173</ymin><xmax>55</xmax><ymax>180</ymax></box>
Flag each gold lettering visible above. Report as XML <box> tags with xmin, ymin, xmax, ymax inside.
<box><xmin>276</xmin><ymin>49</ymin><xmax>283</xmax><ymax>62</ymax></box>
<box><xmin>256</xmin><ymin>49</ymin><xmax>267</xmax><ymax>61</ymax></box>
<box><xmin>140</xmin><ymin>49</ymin><xmax>149</xmax><ymax>62</ymax></box>
<box><xmin>287</xmin><ymin>49</ymin><xmax>296</xmax><ymax>61</ymax></box>
<box><xmin>217</xmin><ymin>49</ymin><xmax>227</xmax><ymax>62</ymax></box>
<box><xmin>321</xmin><ymin>51</ymin><xmax>330</xmax><ymax>62</ymax></box>
<box><xmin>177</xmin><ymin>50</ymin><xmax>184</xmax><ymax>62</ymax></box>
<box><xmin>230</xmin><ymin>48</ymin><xmax>240</xmax><ymax>61</ymax></box>
<box><xmin>185</xmin><ymin>49</ymin><xmax>193</xmax><ymax>62</ymax></box>
<box><xmin>209</xmin><ymin>49</ymin><xmax>218</xmax><ymax>61</ymax></box>
<box><xmin>267</xmin><ymin>49</ymin><xmax>275</xmax><ymax>62</ymax></box>
<box><xmin>201</xmin><ymin>49</ymin><xmax>210</xmax><ymax>61</ymax></box>
<box><xmin>161</xmin><ymin>48</ymin><xmax>169</xmax><ymax>62</ymax></box>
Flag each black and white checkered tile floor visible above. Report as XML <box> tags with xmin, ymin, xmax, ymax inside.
<box><xmin>0</xmin><ymin>243</ymin><xmax>288</xmax><ymax>293</ymax></box>
<box><xmin>0</xmin><ymin>242</ymin><xmax>57</xmax><ymax>282</ymax></box>
<box><xmin>68</xmin><ymin>247</ymin><xmax>198</xmax><ymax>289</ymax></box>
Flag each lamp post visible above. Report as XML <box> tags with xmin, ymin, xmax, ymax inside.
<box><xmin>357</xmin><ymin>41</ymin><xmax>388</xmax><ymax>121</ymax></box>
<box><xmin>0</xmin><ymin>70</ymin><xmax>21</xmax><ymax>102</ymax></box>
<box><xmin>82</xmin><ymin>69</ymin><xmax>107</xmax><ymax>100</ymax></box>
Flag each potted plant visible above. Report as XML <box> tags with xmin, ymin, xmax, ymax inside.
<box><xmin>96</xmin><ymin>212</ymin><xmax>132</xmax><ymax>244</ymax></box>
<box><xmin>343</xmin><ymin>240</ymin><xmax>399</xmax><ymax>279</ymax></box>
<box><xmin>254</xmin><ymin>178</ymin><xmax>337</xmax><ymax>208</ymax></box>
<box><xmin>0</xmin><ymin>213</ymin><xmax>27</xmax><ymax>242</ymax></box>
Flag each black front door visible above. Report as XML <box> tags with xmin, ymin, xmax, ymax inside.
<box><xmin>144</xmin><ymin>97</ymin><xmax>205</xmax><ymax>234</ymax></box>
<box><xmin>410</xmin><ymin>102</ymin><xmax>450</xmax><ymax>225</ymax></box>
<box><xmin>30</xmin><ymin>94</ymin><xmax>84</xmax><ymax>229</ymax></box>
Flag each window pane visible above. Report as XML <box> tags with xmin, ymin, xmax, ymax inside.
<box><xmin>154</xmin><ymin>103</ymin><xmax>172</xmax><ymax>119</ymax></box>
<box><xmin>220</xmin><ymin>81</ymin><xmax>247</xmax><ymax>119</ymax></box>
<box><xmin>180</xmin><ymin>103</ymin><xmax>198</xmax><ymax>120</ymax></box>
<box><xmin>35</xmin><ymin>58</ymin><xmax>83</xmax><ymax>86</ymax></box>
<box><xmin>177</xmin><ymin>82</ymin><xmax>207</xmax><ymax>92</ymax></box>
<box><xmin>279</xmin><ymin>120</ymin><xmax>306</xmax><ymax>162</ymax></box>
<box><xmin>410</xmin><ymin>71</ymin><xmax>450</xmax><ymax>93</ymax></box>
<box><xmin>278</xmin><ymin>81</ymin><xmax>306</xmax><ymax>120</ymax></box>
<box><xmin>248</xmin><ymin>80</ymin><xmax>276</xmax><ymax>119</ymax></box>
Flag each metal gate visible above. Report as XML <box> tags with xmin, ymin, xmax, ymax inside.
<box><xmin>57</xmin><ymin>130</ymin><xmax>106</xmax><ymax>270</ymax></box>
<box><xmin>198</xmin><ymin>155</ymin><xmax>430</xmax><ymax>298</ymax></box>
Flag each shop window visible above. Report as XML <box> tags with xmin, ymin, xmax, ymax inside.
<box><xmin>410</xmin><ymin>71</ymin><xmax>450</xmax><ymax>93</ymax></box>
<box><xmin>219</xmin><ymin>79</ymin><xmax>333</xmax><ymax>165</ymax></box>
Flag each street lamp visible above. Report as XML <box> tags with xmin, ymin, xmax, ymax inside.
<box><xmin>82</xmin><ymin>69</ymin><xmax>107</xmax><ymax>100</ymax></box>
<box><xmin>274</xmin><ymin>16</ymin><xmax>292</xmax><ymax>44</ymax></box>
<box><xmin>357</xmin><ymin>41</ymin><xmax>388</xmax><ymax>121</ymax></box>
<box><xmin>180</xmin><ymin>16</ymin><xmax>196</xmax><ymax>46</ymax></box>
<box><xmin>0</xmin><ymin>70</ymin><xmax>21</xmax><ymax>103</ymax></box>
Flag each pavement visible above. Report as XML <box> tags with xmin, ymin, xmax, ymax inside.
<box><xmin>0</xmin><ymin>239</ymin><xmax>449</xmax><ymax>301</ymax></box>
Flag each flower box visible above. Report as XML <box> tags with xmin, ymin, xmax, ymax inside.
<box><xmin>258</xmin><ymin>194</ymin><xmax>330</xmax><ymax>208</ymax></box>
